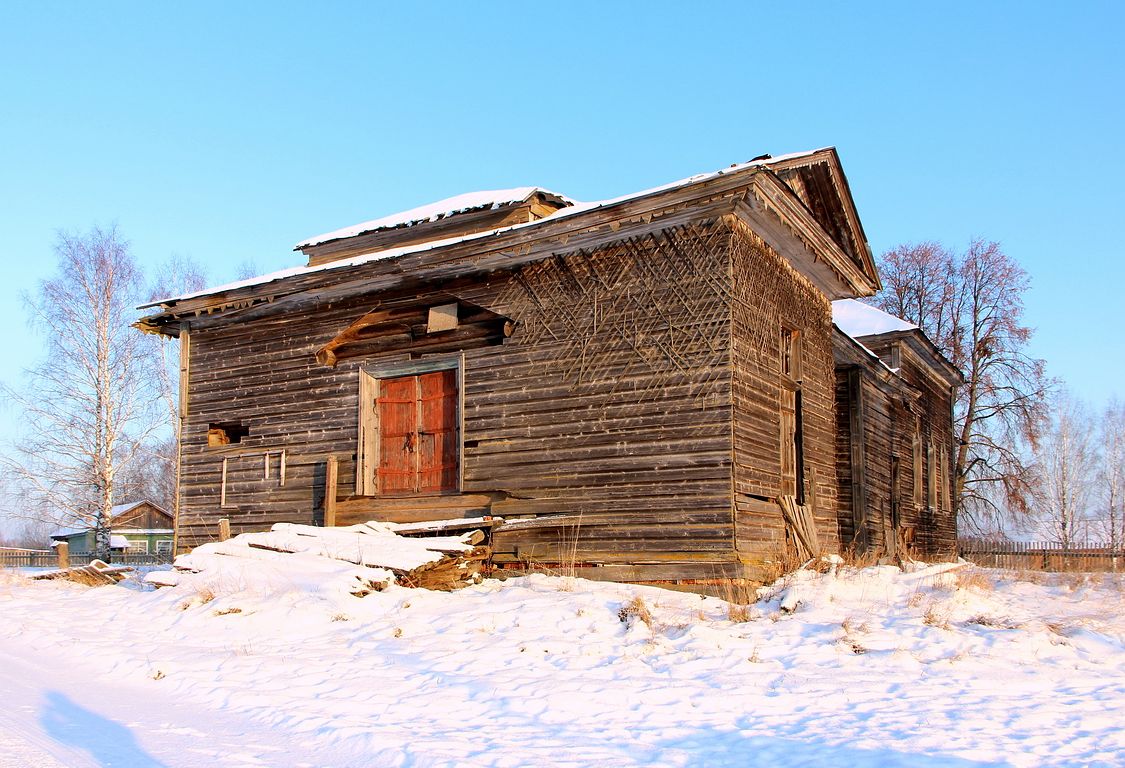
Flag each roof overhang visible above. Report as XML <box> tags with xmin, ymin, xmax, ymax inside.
<box><xmin>137</xmin><ymin>149</ymin><xmax>880</xmax><ymax>335</ymax></box>
<box><xmin>852</xmin><ymin>329</ymin><xmax>965</xmax><ymax>388</ymax></box>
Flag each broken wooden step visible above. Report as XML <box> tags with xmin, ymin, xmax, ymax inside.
<box><xmin>31</xmin><ymin>559</ymin><xmax>134</xmax><ymax>586</ymax></box>
<box><xmin>150</xmin><ymin>520</ymin><xmax>491</xmax><ymax>594</ymax></box>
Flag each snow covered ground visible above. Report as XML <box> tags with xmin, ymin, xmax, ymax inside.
<box><xmin>0</xmin><ymin>561</ymin><xmax>1121</xmax><ymax>767</ymax></box>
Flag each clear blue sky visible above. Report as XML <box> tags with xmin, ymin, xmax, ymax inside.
<box><xmin>1</xmin><ymin>0</ymin><xmax>1122</xmax><ymax>447</ymax></box>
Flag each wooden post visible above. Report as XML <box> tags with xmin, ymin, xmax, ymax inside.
<box><xmin>846</xmin><ymin>368</ymin><xmax>868</xmax><ymax>552</ymax></box>
<box><xmin>56</xmin><ymin>542</ymin><xmax>69</xmax><ymax>570</ymax></box>
<box><xmin>218</xmin><ymin>518</ymin><xmax>231</xmax><ymax>542</ymax></box>
<box><xmin>325</xmin><ymin>455</ymin><xmax>338</xmax><ymax>527</ymax></box>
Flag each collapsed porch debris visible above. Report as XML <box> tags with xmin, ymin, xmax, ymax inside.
<box><xmin>146</xmin><ymin>520</ymin><xmax>492</xmax><ymax>594</ymax></box>
<box><xmin>31</xmin><ymin>559</ymin><xmax>134</xmax><ymax>586</ymax></box>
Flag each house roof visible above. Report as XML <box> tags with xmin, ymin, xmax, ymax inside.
<box><xmin>110</xmin><ymin>501</ymin><xmax>148</xmax><ymax>518</ymax></box>
<box><xmin>138</xmin><ymin>148</ymin><xmax>879</xmax><ymax>330</ymax></box>
<box><xmin>296</xmin><ymin>187</ymin><xmax>575</xmax><ymax>249</ymax></box>
<box><xmin>49</xmin><ymin>500</ymin><xmax>173</xmax><ymax>539</ymax></box>
<box><xmin>832</xmin><ymin>299</ymin><xmax>917</xmax><ymax>338</ymax></box>
<box><xmin>832</xmin><ymin>299</ymin><xmax>963</xmax><ymax>387</ymax></box>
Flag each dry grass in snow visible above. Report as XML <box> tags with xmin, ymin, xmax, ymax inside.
<box><xmin>0</xmin><ymin>560</ymin><xmax>1121</xmax><ymax>767</ymax></box>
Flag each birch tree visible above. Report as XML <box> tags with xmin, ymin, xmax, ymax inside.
<box><xmin>1</xmin><ymin>226</ymin><xmax>159</xmax><ymax>560</ymax></box>
<box><xmin>1030</xmin><ymin>394</ymin><xmax>1097</xmax><ymax>548</ymax></box>
<box><xmin>1100</xmin><ymin>399</ymin><xmax>1125</xmax><ymax>555</ymax></box>
<box><xmin>874</xmin><ymin>239</ymin><xmax>1050</xmax><ymax>534</ymax></box>
<box><xmin>144</xmin><ymin>254</ymin><xmax>206</xmax><ymax>520</ymax></box>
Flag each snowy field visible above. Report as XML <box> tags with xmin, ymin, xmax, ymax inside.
<box><xmin>0</xmin><ymin>561</ymin><xmax>1122</xmax><ymax>767</ymax></box>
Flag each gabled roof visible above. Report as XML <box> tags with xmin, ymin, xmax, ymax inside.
<box><xmin>296</xmin><ymin>187</ymin><xmax>574</xmax><ymax>249</ymax></box>
<box><xmin>138</xmin><ymin>148</ymin><xmax>880</xmax><ymax>331</ymax></box>
<box><xmin>765</xmin><ymin>150</ymin><xmax>879</xmax><ymax>289</ymax></box>
<box><xmin>49</xmin><ymin>500</ymin><xmax>173</xmax><ymax>539</ymax></box>
<box><xmin>832</xmin><ymin>300</ymin><xmax>963</xmax><ymax>387</ymax></box>
<box><xmin>110</xmin><ymin>501</ymin><xmax>149</xmax><ymax>518</ymax></box>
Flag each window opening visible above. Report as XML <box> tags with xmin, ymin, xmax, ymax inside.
<box><xmin>780</xmin><ymin>327</ymin><xmax>804</xmax><ymax>503</ymax></box>
<box><xmin>208</xmin><ymin>422</ymin><xmax>249</xmax><ymax>447</ymax></box>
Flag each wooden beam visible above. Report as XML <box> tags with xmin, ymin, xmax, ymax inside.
<box><xmin>325</xmin><ymin>455</ymin><xmax>338</xmax><ymax>527</ymax></box>
<box><xmin>847</xmin><ymin>367</ymin><xmax>869</xmax><ymax>552</ymax></box>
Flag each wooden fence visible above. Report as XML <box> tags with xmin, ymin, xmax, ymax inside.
<box><xmin>0</xmin><ymin>547</ymin><xmax>173</xmax><ymax>569</ymax></box>
<box><xmin>0</xmin><ymin>547</ymin><xmax>57</xmax><ymax>568</ymax></box>
<box><xmin>959</xmin><ymin>539</ymin><xmax>1122</xmax><ymax>573</ymax></box>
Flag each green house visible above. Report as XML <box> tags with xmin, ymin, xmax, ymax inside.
<box><xmin>50</xmin><ymin>501</ymin><xmax>174</xmax><ymax>558</ymax></box>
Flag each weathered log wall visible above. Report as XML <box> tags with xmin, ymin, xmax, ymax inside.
<box><xmin>834</xmin><ymin>338</ymin><xmax>957</xmax><ymax>560</ymax></box>
<box><xmin>470</xmin><ymin>222</ymin><xmax>736</xmax><ymax>575</ymax></box>
<box><xmin>178</xmin><ymin>221</ymin><xmax>732</xmax><ymax>578</ymax></box>
<box><xmin>729</xmin><ymin>223</ymin><xmax>838</xmax><ymax>568</ymax></box>
<box><xmin>177</xmin><ymin>216</ymin><xmax>850</xmax><ymax>582</ymax></box>
<box><xmin>892</xmin><ymin>350</ymin><xmax>957</xmax><ymax>557</ymax></box>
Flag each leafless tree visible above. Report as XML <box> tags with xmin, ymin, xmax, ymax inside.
<box><xmin>0</xmin><ymin>226</ymin><xmax>160</xmax><ymax>560</ymax></box>
<box><xmin>114</xmin><ymin>435</ymin><xmax>177</xmax><ymax>512</ymax></box>
<box><xmin>873</xmin><ymin>239</ymin><xmax>1050</xmax><ymax>534</ymax></box>
<box><xmin>144</xmin><ymin>254</ymin><xmax>206</xmax><ymax>521</ymax></box>
<box><xmin>1099</xmin><ymin>399</ymin><xmax>1125</xmax><ymax>555</ymax></box>
<box><xmin>0</xmin><ymin>515</ymin><xmax>54</xmax><ymax>549</ymax></box>
<box><xmin>1027</xmin><ymin>393</ymin><xmax>1097</xmax><ymax>548</ymax></box>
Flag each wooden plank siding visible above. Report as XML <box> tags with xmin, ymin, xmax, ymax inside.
<box><xmin>177</xmin><ymin>220</ymin><xmax>752</xmax><ymax>580</ymax></box>
<box><xmin>729</xmin><ymin>223</ymin><xmax>839</xmax><ymax>568</ymax></box>
<box><xmin>888</xmin><ymin>347</ymin><xmax>958</xmax><ymax>557</ymax></box>
<box><xmin>833</xmin><ymin>332</ymin><xmax>958</xmax><ymax>560</ymax></box>
<box><xmin>149</xmin><ymin>150</ymin><xmax>937</xmax><ymax>587</ymax></box>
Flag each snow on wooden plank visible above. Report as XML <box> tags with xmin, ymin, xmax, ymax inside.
<box><xmin>147</xmin><ymin>520</ymin><xmax>489</xmax><ymax>595</ymax></box>
<box><xmin>388</xmin><ymin>517</ymin><xmax>503</xmax><ymax>535</ymax></box>
<box><xmin>296</xmin><ymin>187</ymin><xmax>563</xmax><ymax>247</ymax></box>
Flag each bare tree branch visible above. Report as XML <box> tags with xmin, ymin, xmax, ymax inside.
<box><xmin>0</xmin><ymin>226</ymin><xmax>162</xmax><ymax>560</ymax></box>
<box><xmin>872</xmin><ymin>239</ymin><xmax>1051</xmax><ymax>534</ymax></box>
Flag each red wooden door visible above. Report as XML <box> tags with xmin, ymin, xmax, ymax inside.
<box><xmin>418</xmin><ymin>370</ymin><xmax>459</xmax><ymax>492</ymax></box>
<box><xmin>376</xmin><ymin>370</ymin><xmax>458</xmax><ymax>495</ymax></box>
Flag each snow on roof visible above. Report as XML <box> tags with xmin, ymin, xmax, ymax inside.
<box><xmin>831</xmin><ymin>299</ymin><xmax>917</xmax><ymax>339</ymax></box>
<box><xmin>111</xmin><ymin>501</ymin><xmax>145</xmax><ymax>517</ymax></box>
<box><xmin>109</xmin><ymin>535</ymin><xmax>131</xmax><ymax>549</ymax></box>
<box><xmin>144</xmin><ymin>149</ymin><xmax>828</xmax><ymax>309</ymax></box>
<box><xmin>296</xmin><ymin>187</ymin><xmax>573</xmax><ymax>249</ymax></box>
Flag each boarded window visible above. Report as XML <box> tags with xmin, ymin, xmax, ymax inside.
<box><xmin>945</xmin><ymin>446</ymin><xmax>954</xmax><ymax>512</ymax></box>
<box><xmin>779</xmin><ymin>327</ymin><xmax>803</xmax><ymax>501</ymax></box>
<box><xmin>912</xmin><ymin>425</ymin><xmax>923</xmax><ymax>508</ymax></box>
<box><xmin>940</xmin><ymin>446</ymin><xmax>951</xmax><ymax>513</ymax></box>
<box><xmin>927</xmin><ymin>441</ymin><xmax>937</xmax><ymax>510</ymax></box>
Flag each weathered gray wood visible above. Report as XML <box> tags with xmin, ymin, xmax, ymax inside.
<box><xmin>847</xmin><ymin>367</ymin><xmax>869</xmax><ymax>551</ymax></box>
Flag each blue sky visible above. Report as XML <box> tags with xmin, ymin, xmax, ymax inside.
<box><xmin>1</xmin><ymin>1</ymin><xmax>1122</xmax><ymax>449</ymax></box>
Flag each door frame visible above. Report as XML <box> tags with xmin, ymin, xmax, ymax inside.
<box><xmin>357</xmin><ymin>354</ymin><xmax>464</xmax><ymax>497</ymax></box>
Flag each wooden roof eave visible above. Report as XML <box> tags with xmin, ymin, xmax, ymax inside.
<box><xmin>853</xmin><ymin>329</ymin><xmax>964</xmax><ymax>388</ymax></box>
<box><xmin>832</xmin><ymin>327</ymin><xmax>921</xmax><ymax>401</ymax></box>
<box><xmin>761</xmin><ymin>148</ymin><xmax>881</xmax><ymax>293</ymax></box>
<box><xmin>734</xmin><ymin>174</ymin><xmax>879</xmax><ymax>299</ymax></box>
<box><xmin>137</xmin><ymin>160</ymin><xmax>876</xmax><ymax>332</ymax></box>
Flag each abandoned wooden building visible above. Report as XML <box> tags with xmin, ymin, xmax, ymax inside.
<box><xmin>138</xmin><ymin>147</ymin><xmax>961</xmax><ymax>584</ymax></box>
<box><xmin>832</xmin><ymin>300</ymin><xmax>962</xmax><ymax>559</ymax></box>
